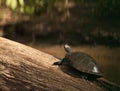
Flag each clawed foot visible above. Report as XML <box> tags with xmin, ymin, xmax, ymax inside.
<box><xmin>53</xmin><ymin>61</ymin><xmax>62</xmax><ymax>65</ymax></box>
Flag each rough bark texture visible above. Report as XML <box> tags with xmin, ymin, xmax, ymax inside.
<box><xmin>0</xmin><ymin>37</ymin><xmax>120</xmax><ymax>91</ymax></box>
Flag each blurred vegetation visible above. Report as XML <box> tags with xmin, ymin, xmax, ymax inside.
<box><xmin>0</xmin><ymin>0</ymin><xmax>120</xmax><ymax>47</ymax></box>
<box><xmin>0</xmin><ymin>0</ymin><xmax>57</xmax><ymax>14</ymax></box>
<box><xmin>0</xmin><ymin>0</ymin><xmax>120</xmax><ymax>16</ymax></box>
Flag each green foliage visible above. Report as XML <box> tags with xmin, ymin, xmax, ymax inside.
<box><xmin>19</xmin><ymin>0</ymin><xmax>24</xmax><ymax>12</ymax></box>
<box><xmin>0</xmin><ymin>0</ymin><xmax>57</xmax><ymax>14</ymax></box>
<box><xmin>6</xmin><ymin>0</ymin><xmax>18</xmax><ymax>9</ymax></box>
<box><xmin>5</xmin><ymin>0</ymin><xmax>24</xmax><ymax>12</ymax></box>
<box><xmin>0</xmin><ymin>0</ymin><xmax>120</xmax><ymax>17</ymax></box>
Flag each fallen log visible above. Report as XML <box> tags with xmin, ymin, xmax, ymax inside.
<box><xmin>0</xmin><ymin>37</ymin><xmax>119</xmax><ymax>91</ymax></box>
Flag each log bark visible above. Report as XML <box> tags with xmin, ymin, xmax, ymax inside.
<box><xmin>0</xmin><ymin>37</ymin><xmax>119</xmax><ymax>91</ymax></box>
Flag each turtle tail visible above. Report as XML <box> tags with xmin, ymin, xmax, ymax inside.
<box><xmin>64</xmin><ymin>44</ymin><xmax>72</xmax><ymax>53</ymax></box>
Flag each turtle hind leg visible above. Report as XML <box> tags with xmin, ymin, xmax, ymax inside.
<box><xmin>53</xmin><ymin>60</ymin><xmax>63</xmax><ymax>65</ymax></box>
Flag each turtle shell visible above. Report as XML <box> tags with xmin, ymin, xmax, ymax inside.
<box><xmin>65</xmin><ymin>52</ymin><xmax>102</xmax><ymax>77</ymax></box>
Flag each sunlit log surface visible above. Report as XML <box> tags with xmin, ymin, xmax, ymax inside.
<box><xmin>0</xmin><ymin>37</ymin><xmax>119</xmax><ymax>91</ymax></box>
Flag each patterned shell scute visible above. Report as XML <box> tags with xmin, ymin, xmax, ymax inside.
<box><xmin>66</xmin><ymin>52</ymin><xmax>101</xmax><ymax>75</ymax></box>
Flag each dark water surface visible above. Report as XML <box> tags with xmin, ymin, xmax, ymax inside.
<box><xmin>29</xmin><ymin>44</ymin><xmax>120</xmax><ymax>85</ymax></box>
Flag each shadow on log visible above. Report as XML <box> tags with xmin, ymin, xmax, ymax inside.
<box><xmin>0</xmin><ymin>37</ymin><xmax>120</xmax><ymax>91</ymax></box>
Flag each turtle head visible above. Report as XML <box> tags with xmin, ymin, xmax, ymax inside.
<box><xmin>64</xmin><ymin>44</ymin><xmax>72</xmax><ymax>53</ymax></box>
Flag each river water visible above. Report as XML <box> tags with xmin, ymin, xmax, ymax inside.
<box><xmin>29</xmin><ymin>44</ymin><xmax>120</xmax><ymax>85</ymax></box>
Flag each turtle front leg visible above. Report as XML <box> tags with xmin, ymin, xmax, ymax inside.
<box><xmin>53</xmin><ymin>60</ymin><xmax>63</xmax><ymax>65</ymax></box>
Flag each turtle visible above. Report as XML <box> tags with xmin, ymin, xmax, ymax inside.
<box><xmin>54</xmin><ymin>44</ymin><xmax>102</xmax><ymax>79</ymax></box>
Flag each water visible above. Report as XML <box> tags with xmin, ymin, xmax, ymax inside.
<box><xmin>29</xmin><ymin>44</ymin><xmax>120</xmax><ymax>85</ymax></box>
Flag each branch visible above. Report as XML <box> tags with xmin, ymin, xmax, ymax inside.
<box><xmin>0</xmin><ymin>37</ymin><xmax>119</xmax><ymax>91</ymax></box>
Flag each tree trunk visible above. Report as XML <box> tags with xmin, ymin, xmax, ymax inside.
<box><xmin>0</xmin><ymin>37</ymin><xmax>119</xmax><ymax>91</ymax></box>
